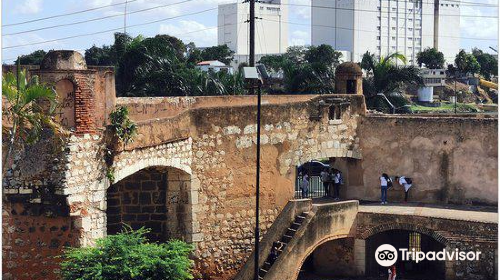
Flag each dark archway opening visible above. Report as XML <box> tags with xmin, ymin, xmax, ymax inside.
<box><xmin>298</xmin><ymin>238</ymin><xmax>358</xmax><ymax>280</ymax></box>
<box><xmin>366</xmin><ymin>230</ymin><xmax>446</xmax><ymax>280</ymax></box>
<box><xmin>106</xmin><ymin>166</ymin><xmax>191</xmax><ymax>243</ymax></box>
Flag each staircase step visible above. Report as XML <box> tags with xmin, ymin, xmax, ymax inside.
<box><xmin>282</xmin><ymin>234</ymin><xmax>293</xmax><ymax>243</ymax></box>
<box><xmin>285</xmin><ymin>228</ymin><xmax>297</xmax><ymax>236</ymax></box>
<box><xmin>290</xmin><ymin>222</ymin><xmax>301</xmax><ymax>230</ymax></box>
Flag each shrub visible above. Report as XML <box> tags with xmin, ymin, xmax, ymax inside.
<box><xmin>60</xmin><ymin>227</ymin><xmax>194</xmax><ymax>280</ymax></box>
<box><xmin>109</xmin><ymin>106</ymin><xmax>137</xmax><ymax>144</ymax></box>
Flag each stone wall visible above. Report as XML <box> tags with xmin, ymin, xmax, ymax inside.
<box><xmin>356</xmin><ymin>115</ymin><xmax>498</xmax><ymax>205</ymax></box>
<box><xmin>2</xmin><ymin>203</ymin><xmax>77</xmax><ymax>280</ymax></box>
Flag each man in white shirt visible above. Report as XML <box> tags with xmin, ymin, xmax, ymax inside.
<box><xmin>396</xmin><ymin>176</ymin><xmax>412</xmax><ymax>202</ymax></box>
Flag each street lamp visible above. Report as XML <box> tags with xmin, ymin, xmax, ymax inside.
<box><xmin>243</xmin><ymin>65</ymin><xmax>268</xmax><ymax>280</ymax></box>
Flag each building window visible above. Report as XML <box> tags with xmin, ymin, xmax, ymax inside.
<box><xmin>392</xmin><ymin>7</ymin><xmax>396</xmax><ymax>11</ymax></box>
<box><xmin>392</xmin><ymin>36</ymin><xmax>396</xmax><ymax>40</ymax></box>
<box><xmin>391</xmin><ymin>17</ymin><xmax>396</xmax><ymax>20</ymax></box>
<box><xmin>329</xmin><ymin>105</ymin><xmax>343</xmax><ymax>120</ymax></box>
<box><xmin>377</xmin><ymin>36</ymin><xmax>381</xmax><ymax>40</ymax></box>
<box><xmin>377</xmin><ymin>26</ymin><xmax>381</xmax><ymax>30</ymax></box>
<box><xmin>392</xmin><ymin>27</ymin><xmax>396</xmax><ymax>30</ymax></box>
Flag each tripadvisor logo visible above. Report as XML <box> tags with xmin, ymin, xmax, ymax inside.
<box><xmin>375</xmin><ymin>244</ymin><xmax>482</xmax><ymax>267</ymax></box>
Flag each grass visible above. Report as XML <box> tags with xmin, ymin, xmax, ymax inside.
<box><xmin>410</xmin><ymin>103</ymin><xmax>480</xmax><ymax>113</ymax></box>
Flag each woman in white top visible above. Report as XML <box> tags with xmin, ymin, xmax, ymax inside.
<box><xmin>380</xmin><ymin>173</ymin><xmax>390</xmax><ymax>204</ymax></box>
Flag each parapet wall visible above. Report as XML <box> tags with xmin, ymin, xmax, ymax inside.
<box><xmin>357</xmin><ymin>115</ymin><xmax>498</xmax><ymax>205</ymax></box>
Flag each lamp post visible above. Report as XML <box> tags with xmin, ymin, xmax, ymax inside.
<box><xmin>242</xmin><ymin>66</ymin><xmax>264</xmax><ymax>280</ymax></box>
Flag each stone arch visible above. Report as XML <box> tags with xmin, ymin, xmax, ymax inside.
<box><xmin>292</xmin><ymin>234</ymin><xmax>351</xmax><ymax>280</ymax></box>
<box><xmin>360</xmin><ymin>223</ymin><xmax>449</xmax><ymax>245</ymax></box>
<box><xmin>106</xmin><ymin>160</ymin><xmax>195</xmax><ymax>243</ymax></box>
<box><xmin>111</xmin><ymin>157</ymin><xmax>192</xmax><ymax>186</ymax></box>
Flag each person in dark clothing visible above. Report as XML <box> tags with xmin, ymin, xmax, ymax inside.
<box><xmin>269</xmin><ymin>241</ymin><xmax>283</xmax><ymax>264</ymax></box>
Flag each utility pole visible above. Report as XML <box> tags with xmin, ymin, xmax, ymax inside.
<box><xmin>249</xmin><ymin>0</ymin><xmax>256</xmax><ymax>97</ymax></box>
<box><xmin>247</xmin><ymin>1</ymin><xmax>259</xmax><ymax>279</ymax></box>
<box><xmin>124</xmin><ymin>0</ymin><xmax>128</xmax><ymax>34</ymax></box>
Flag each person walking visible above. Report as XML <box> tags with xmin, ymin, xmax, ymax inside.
<box><xmin>380</xmin><ymin>173</ymin><xmax>391</xmax><ymax>204</ymax></box>
<box><xmin>320</xmin><ymin>168</ymin><xmax>330</xmax><ymax>197</ymax></box>
<box><xmin>333</xmin><ymin>169</ymin><xmax>342</xmax><ymax>201</ymax></box>
<box><xmin>396</xmin><ymin>176</ymin><xmax>412</xmax><ymax>202</ymax></box>
<box><xmin>388</xmin><ymin>264</ymin><xmax>397</xmax><ymax>280</ymax></box>
<box><xmin>301</xmin><ymin>173</ymin><xmax>309</xmax><ymax>199</ymax></box>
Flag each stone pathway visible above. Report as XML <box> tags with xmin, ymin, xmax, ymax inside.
<box><xmin>358</xmin><ymin>202</ymin><xmax>498</xmax><ymax>224</ymax></box>
<box><xmin>311</xmin><ymin>199</ymin><xmax>498</xmax><ymax>224</ymax></box>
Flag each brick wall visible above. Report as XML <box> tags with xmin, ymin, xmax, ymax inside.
<box><xmin>107</xmin><ymin>167</ymin><xmax>191</xmax><ymax>243</ymax></box>
<box><xmin>2</xmin><ymin>203</ymin><xmax>78</xmax><ymax>280</ymax></box>
<box><xmin>107</xmin><ymin>168</ymin><xmax>169</xmax><ymax>242</ymax></box>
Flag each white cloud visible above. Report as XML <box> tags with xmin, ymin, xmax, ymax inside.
<box><xmin>15</xmin><ymin>0</ymin><xmax>43</xmax><ymax>14</ymax></box>
<box><xmin>461</xmin><ymin>5</ymin><xmax>498</xmax><ymax>39</ymax></box>
<box><xmin>289</xmin><ymin>30</ymin><xmax>309</xmax><ymax>46</ymax></box>
<box><xmin>290</xmin><ymin>0</ymin><xmax>310</xmax><ymax>20</ymax></box>
<box><xmin>2</xmin><ymin>34</ymin><xmax>66</xmax><ymax>62</ymax></box>
<box><xmin>159</xmin><ymin>20</ymin><xmax>217</xmax><ymax>46</ymax></box>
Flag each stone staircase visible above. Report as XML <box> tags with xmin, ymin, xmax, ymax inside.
<box><xmin>257</xmin><ymin>212</ymin><xmax>309</xmax><ymax>280</ymax></box>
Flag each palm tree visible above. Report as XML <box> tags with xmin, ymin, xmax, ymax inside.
<box><xmin>361</xmin><ymin>52</ymin><xmax>423</xmax><ymax>97</ymax></box>
<box><xmin>2</xmin><ymin>63</ymin><xmax>58</xmax><ymax>170</ymax></box>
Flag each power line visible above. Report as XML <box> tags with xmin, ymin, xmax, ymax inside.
<box><xmin>2</xmin><ymin>21</ymin><xmax>243</xmax><ymax>62</ymax></box>
<box><xmin>283</xmin><ymin>2</ymin><xmax>498</xmax><ymax>19</ymax></box>
<box><xmin>3</xmin><ymin>0</ymin><xmax>197</xmax><ymax>36</ymax></box>
<box><xmin>262</xmin><ymin>18</ymin><xmax>498</xmax><ymax>41</ymax></box>
<box><xmin>2</xmin><ymin>7</ymin><xmax>219</xmax><ymax>50</ymax></box>
<box><xmin>3</xmin><ymin>0</ymin><xmax>140</xmax><ymax>27</ymax></box>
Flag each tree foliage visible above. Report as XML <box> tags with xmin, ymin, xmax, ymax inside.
<box><xmin>454</xmin><ymin>50</ymin><xmax>481</xmax><ymax>75</ymax></box>
<box><xmin>84</xmin><ymin>33</ymin><xmax>242</xmax><ymax>96</ymax></box>
<box><xmin>2</xmin><ymin>64</ymin><xmax>58</xmax><ymax>169</ymax></box>
<box><xmin>15</xmin><ymin>50</ymin><xmax>48</xmax><ymax>65</ymax></box>
<box><xmin>259</xmin><ymin>45</ymin><xmax>342</xmax><ymax>94</ymax></box>
<box><xmin>361</xmin><ymin>52</ymin><xmax>423</xmax><ymax>97</ymax></box>
<box><xmin>417</xmin><ymin>48</ymin><xmax>445</xmax><ymax>69</ymax></box>
<box><xmin>472</xmin><ymin>48</ymin><xmax>498</xmax><ymax>80</ymax></box>
<box><xmin>60</xmin><ymin>227</ymin><xmax>194</xmax><ymax>280</ymax></box>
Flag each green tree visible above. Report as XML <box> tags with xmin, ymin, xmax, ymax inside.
<box><xmin>362</xmin><ymin>52</ymin><xmax>423</xmax><ymax>97</ymax></box>
<box><xmin>472</xmin><ymin>48</ymin><xmax>498</xmax><ymax>80</ymax></box>
<box><xmin>305</xmin><ymin>44</ymin><xmax>342</xmax><ymax>67</ymax></box>
<box><xmin>454</xmin><ymin>50</ymin><xmax>481</xmax><ymax>75</ymax></box>
<box><xmin>199</xmin><ymin>44</ymin><xmax>234</xmax><ymax>65</ymax></box>
<box><xmin>60</xmin><ymin>227</ymin><xmax>194</xmax><ymax>280</ymax></box>
<box><xmin>360</xmin><ymin>51</ymin><xmax>376</xmax><ymax>72</ymax></box>
<box><xmin>2</xmin><ymin>62</ymin><xmax>58</xmax><ymax>169</ymax></box>
<box><xmin>15</xmin><ymin>50</ymin><xmax>48</xmax><ymax>65</ymax></box>
<box><xmin>85</xmin><ymin>45</ymin><xmax>114</xmax><ymax>66</ymax></box>
<box><xmin>417</xmin><ymin>48</ymin><xmax>445</xmax><ymax>69</ymax></box>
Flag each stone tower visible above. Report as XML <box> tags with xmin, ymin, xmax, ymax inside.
<box><xmin>335</xmin><ymin>62</ymin><xmax>363</xmax><ymax>95</ymax></box>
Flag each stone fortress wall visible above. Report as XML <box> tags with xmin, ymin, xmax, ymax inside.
<box><xmin>2</xmin><ymin>51</ymin><xmax>497</xmax><ymax>280</ymax></box>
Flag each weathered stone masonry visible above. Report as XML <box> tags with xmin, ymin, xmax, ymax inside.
<box><xmin>2</xmin><ymin>53</ymin><xmax>497</xmax><ymax>280</ymax></box>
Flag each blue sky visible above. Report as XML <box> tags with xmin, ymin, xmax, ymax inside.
<box><xmin>2</xmin><ymin>0</ymin><xmax>499</xmax><ymax>63</ymax></box>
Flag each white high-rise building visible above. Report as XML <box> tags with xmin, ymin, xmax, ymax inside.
<box><xmin>311</xmin><ymin>0</ymin><xmax>460</xmax><ymax>64</ymax></box>
<box><xmin>218</xmin><ymin>0</ymin><xmax>289</xmax><ymax>58</ymax></box>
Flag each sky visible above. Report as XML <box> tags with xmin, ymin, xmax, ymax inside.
<box><xmin>1</xmin><ymin>0</ymin><xmax>499</xmax><ymax>63</ymax></box>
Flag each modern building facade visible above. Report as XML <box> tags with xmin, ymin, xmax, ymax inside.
<box><xmin>218</xmin><ymin>0</ymin><xmax>289</xmax><ymax>59</ymax></box>
<box><xmin>311</xmin><ymin>0</ymin><xmax>460</xmax><ymax>64</ymax></box>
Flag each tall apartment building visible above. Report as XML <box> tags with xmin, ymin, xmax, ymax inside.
<box><xmin>218</xmin><ymin>0</ymin><xmax>289</xmax><ymax>58</ymax></box>
<box><xmin>311</xmin><ymin>0</ymin><xmax>460</xmax><ymax>64</ymax></box>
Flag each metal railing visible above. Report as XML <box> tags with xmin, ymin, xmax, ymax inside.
<box><xmin>295</xmin><ymin>175</ymin><xmax>327</xmax><ymax>199</ymax></box>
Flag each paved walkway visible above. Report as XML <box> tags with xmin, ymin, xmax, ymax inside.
<box><xmin>312</xmin><ymin>198</ymin><xmax>497</xmax><ymax>224</ymax></box>
<box><xmin>358</xmin><ymin>203</ymin><xmax>498</xmax><ymax>224</ymax></box>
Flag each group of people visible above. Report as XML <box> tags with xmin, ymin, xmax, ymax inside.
<box><xmin>380</xmin><ymin>173</ymin><xmax>413</xmax><ymax>204</ymax></box>
<box><xmin>321</xmin><ymin>168</ymin><xmax>343</xmax><ymax>200</ymax></box>
<box><xmin>299</xmin><ymin>168</ymin><xmax>344</xmax><ymax>200</ymax></box>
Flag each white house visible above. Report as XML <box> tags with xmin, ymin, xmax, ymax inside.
<box><xmin>195</xmin><ymin>60</ymin><xmax>234</xmax><ymax>74</ymax></box>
